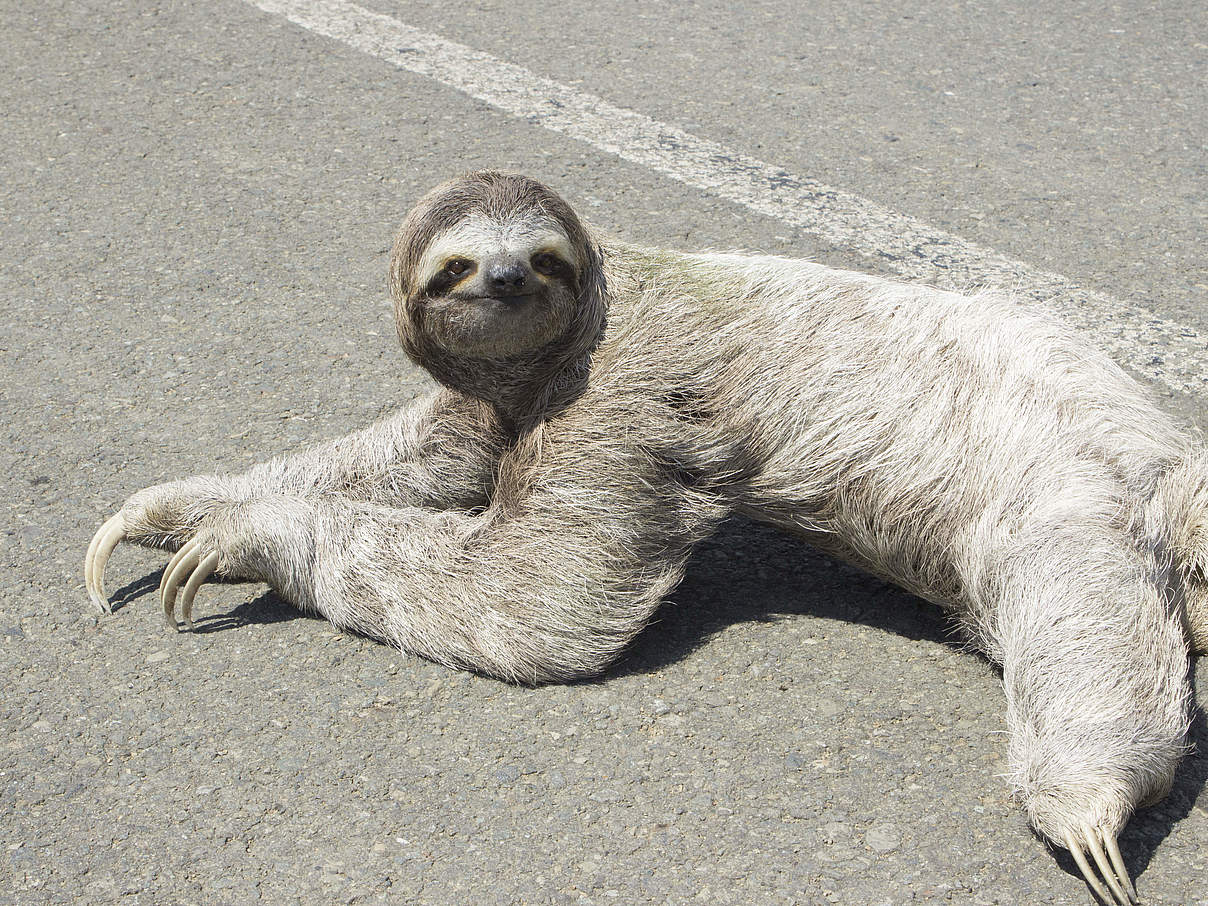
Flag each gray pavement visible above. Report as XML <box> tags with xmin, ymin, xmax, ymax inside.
<box><xmin>2</xmin><ymin>1</ymin><xmax>1205</xmax><ymax>903</ymax></box>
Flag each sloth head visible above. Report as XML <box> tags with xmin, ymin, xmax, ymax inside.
<box><xmin>389</xmin><ymin>172</ymin><xmax>606</xmax><ymax>408</ymax></box>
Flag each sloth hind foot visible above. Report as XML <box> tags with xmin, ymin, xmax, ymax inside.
<box><xmin>1062</xmin><ymin>824</ymin><xmax>1137</xmax><ymax>905</ymax></box>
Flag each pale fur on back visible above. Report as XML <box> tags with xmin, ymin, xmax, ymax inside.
<box><xmin>596</xmin><ymin>246</ymin><xmax>1204</xmax><ymax>839</ymax></box>
<box><xmin>107</xmin><ymin>172</ymin><xmax>1208</xmax><ymax>874</ymax></box>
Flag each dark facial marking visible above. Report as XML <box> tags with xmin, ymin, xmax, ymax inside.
<box><xmin>423</xmin><ymin>258</ymin><xmax>477</xmax><ymax>298</ymax></box>
<box><xmin>531</xmin><ymin>252</ymin><xmax>571</xmax><ymax>280</ymax></box>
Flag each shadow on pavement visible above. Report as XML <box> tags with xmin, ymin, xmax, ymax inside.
<box><xmin>107</xmin><ymin>571</ymin><xmax>163</xmax><ymax>614</ymax></box>
<box><xmin>106</xmin><ymin>512</ymin><xmax>1207</xmax><ymax>887</ymax></box>
<box><xmin>610</xmin><ymin>515</ymin><xmax>1208</xmax><ymax>895</ymax></box>
<box><xmin>615</xmin><ymin>515</ymin><xmax>956</xmax><ymax>678</ymax></box>
<box><xmin>108</xmin><ymin>568</ymin><xmax>307</xmax><ymax>631</ymax></box>
<box><xmin>187</xmin><ymin>590</ymin><xmax>306</xmax><ymax>633</ymax></box>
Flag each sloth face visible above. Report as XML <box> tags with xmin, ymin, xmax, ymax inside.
<box><xmin>408</xmin><ymin>212</ymin><xmax>583</xmax><ymax>359</ymax></box>
<box><xmin>390</xmin><ymin>171</ymin><xmax>603</xmax><ymax>400</ymax></box>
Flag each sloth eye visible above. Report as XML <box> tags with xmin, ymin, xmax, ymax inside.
<box><xmin>444</xmin><ymin>259</ymin><xmax>471</xmax><ymax>276</ymax></box>
<box><xmin>530</xmin><ymin>253</ymin><xmax>565</xmax><ymax>277</ymax></box>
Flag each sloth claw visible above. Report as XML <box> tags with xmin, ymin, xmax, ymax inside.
<box><xmin>161</xmin><ymin>536</ymin><xmax>216</xmax><ymax>631</ymax></box>
<box><xmin>1064</xmin><ymin>826</ymin><xmax>1137</xmax><ymax>905</ymax></box>
<box><xmin>84</xmin><ymin>513</ymin><xmax>126</xmax><ymax>613</ymax></box>
<box><xmin>180</xmin><ymin>551</ymin><xmax>220</xmax><ymax>631</ymax></box>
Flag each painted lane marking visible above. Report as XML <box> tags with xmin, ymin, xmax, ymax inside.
<box><xmin>249</xmin><ymin>0</ymin><xmax>1204</xmax><ymax>397</ymax></box>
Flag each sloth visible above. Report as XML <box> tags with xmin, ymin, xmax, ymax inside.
<box><xmin>85</xmin><ymin>170</ymin><xmax>1207</xmax><ymax>904</ymax></box>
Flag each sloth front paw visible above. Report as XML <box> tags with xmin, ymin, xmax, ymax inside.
<box><xmin>157</xmin><ymin>496</ymin><xmax>315</xmax><ymax>631</ymax></box>
<box><xmin>155</xmin><ymin>501</ymin><xmax>271</xmax><ymax>631</ymax></box>
<box><xmin>83</xmin><ymin>476</ymin><xmax>242</xmax><ymax>613</ymax></box>
<box><xmin>159</xmin><ymin>534</ymin><xmax>222</xmax><ymax>632</ymax></box>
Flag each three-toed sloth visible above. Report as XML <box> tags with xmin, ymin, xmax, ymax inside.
<box><xmin>86</xmin><ymin>171</ymin><xmax>1207</xmax><ymax>903</ymax></box>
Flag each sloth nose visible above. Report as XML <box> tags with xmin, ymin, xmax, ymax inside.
<box><xmin>486</xmin><ymin>263</ymin><xmax>529</xmax><ymax>295</ymax></box>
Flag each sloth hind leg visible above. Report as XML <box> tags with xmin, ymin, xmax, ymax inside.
<box><xmin>986</xmin><ymin>531</ymin><xmax>1190</xmax><ymax>900</ymax></box>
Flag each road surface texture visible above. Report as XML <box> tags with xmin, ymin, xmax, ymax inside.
<box><xmin>2</xmin><ymin>1</ymin><xmax>1205</xmax><ymax>903</ymax></box>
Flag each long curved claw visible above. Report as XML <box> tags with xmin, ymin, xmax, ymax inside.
<box><xmin>1104</xmin><ymin>833</ymin><xmax>1138</xmax><ymax>904</ymax></box>
<box><xmin>1064</xmin><ymin>826</ymin><xmax>1138</xmax><ymax>905</ymax></box>
<box><xmin>161</xmin><ymin>536</ymin><xmax>204</xmax><ymax>631</ymax></box>
<box><xmin>180</xmin><ymin>551</ymin><xmax>219</xmax><ymax>632</ymax></box>
<box><xmin>84</xmin><ymin>514</ymin><xmax>126</xmax><ymax>613</ymax></box>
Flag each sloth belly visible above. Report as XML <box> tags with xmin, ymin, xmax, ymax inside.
<box><xmin>724</xmin><ymin>399</ymin><xmax>1160</xmax><ymax>624</ymax></box>
<box><xmin>733</xmin><ymin>493</ymin><xmax>968</xmax><ymax>611</ymax></box>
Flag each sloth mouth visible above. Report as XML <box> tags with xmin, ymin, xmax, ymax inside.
<box><xmin>471</xmin><ymin>293</ymin><xmax>536</xmax><ymax>307</ymax></box>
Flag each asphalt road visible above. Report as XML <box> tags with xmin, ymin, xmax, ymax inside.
<box><xmin>2</xmin><ymin>1</ymin><xmax>1205</xmax><ymax>904</ymax></box>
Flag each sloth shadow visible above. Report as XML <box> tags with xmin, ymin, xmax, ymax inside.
<box><xmin>107</xmin><ymin>569</ymin><xmax>307</xmax><ymax>632</ymax></box>
<box><xmin>184</xmin><ymin>590</ymin><xmax>304</xmax><ymax>633</ymax></box>
<box><xmin>1119</xmin><ymin>693</ymin><xmax>1208</xmax><ymax>881</ymax></box>
<box><xmin>612</xmin><ymin>515</ymin><xmax>1208</xmax><ymax>888</ymax></box>
<box><xmin>106</xmin><ymin>572</ymin><xmax>164</xmax><ymax>613</ymax></box>
<box><xmin>615</xmin><ymin>516</ymin><xmax>957</xmax><ymax>673</ymax></box>
<box><xmin>106</xmin><ymin>516</ymin><xmax>1207</xmax><ymax>881</ymax></box>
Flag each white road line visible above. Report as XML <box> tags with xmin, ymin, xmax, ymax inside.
<box><xmin>250</xmin><ymin>0</ymin><xmax>1205</xmax><ymax>398</ymax></box>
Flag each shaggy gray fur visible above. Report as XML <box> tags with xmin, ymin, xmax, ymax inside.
<box><xmin>89</xmin><ymin>171</ymin><xmax>1207</xmax><ymax>899</ymax></box>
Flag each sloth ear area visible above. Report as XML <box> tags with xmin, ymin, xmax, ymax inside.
<box><xmin>577</xmin><ymin>241</ymin><xmax>608</xmax><ymax>296</ymax></box>
<box><xmin>567</xmin><ymin>241</ymin><xmax>609</xmax><ymax>335</ymax></box>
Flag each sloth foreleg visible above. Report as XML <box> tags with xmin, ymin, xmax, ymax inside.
<box><xmin>984</xmin><ymin>531</ymin><xmax>1190</xmax><ymax>904</ymax></box>
<box><xmin>84</xmin><ymin>389</ymin><xmax>505</xmax><ymax>612</ymax></box>
<box><xmin>150</xmin><ymin>480</ymin><xmax>726</xmax><ymax>682</ymax></box>
<box><xmin>237</xmin><ymin>388</ymin><xmax>505</xmax><ymax>508</ymax></box>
